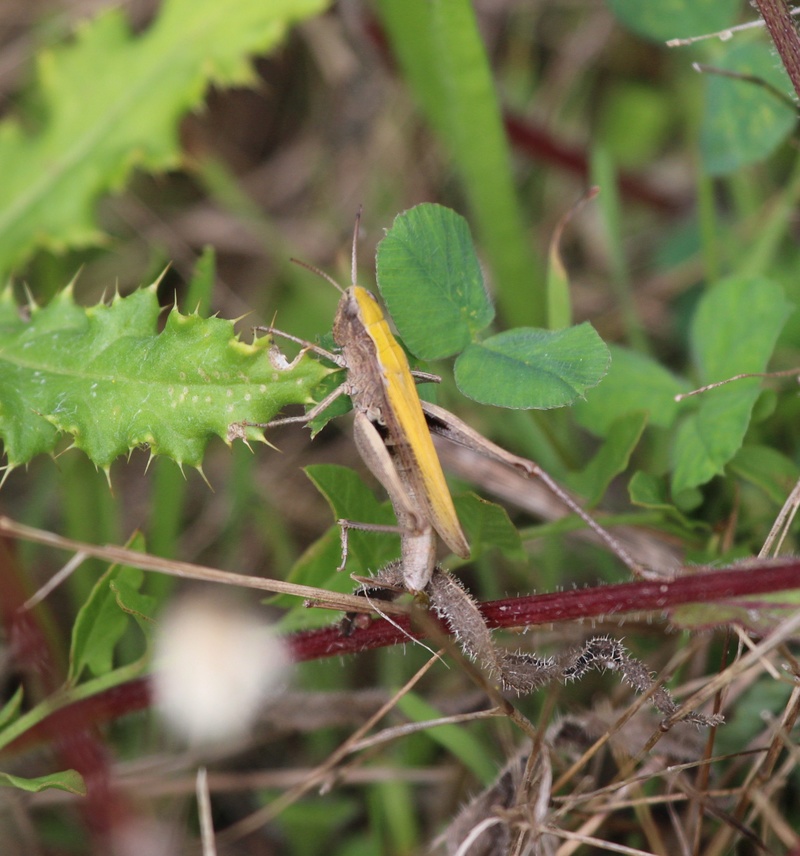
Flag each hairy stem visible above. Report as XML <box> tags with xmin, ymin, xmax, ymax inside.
<box><xmin>754</xmin><ymin>0</ymin><xmax>800</xmax><ymax>100</ymax></box>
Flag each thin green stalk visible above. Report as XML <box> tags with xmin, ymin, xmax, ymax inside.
<box><xmin>741</xmin><ymin>153</ymin><xmax>800</xmax><ymax>277</ymax></box>
<box><xmin>590</xmin><ymin>146</ymin><xmax>648</xmax><ymax>352</ymax></box>
<box><xmin>696</xmin><ymin>167</ymin><xmax>720</xmax><ymax>285</ymax></box>
<box><xmin>377</xmin><ymin>0</ymin><xmax>542</xmax><ymax>326</ymax></box>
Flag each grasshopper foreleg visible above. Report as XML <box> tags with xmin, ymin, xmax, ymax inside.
<box><xmin>231</xmin><ymin>381</ymin><xmax>349</xmax><ymax>437</ymax></box>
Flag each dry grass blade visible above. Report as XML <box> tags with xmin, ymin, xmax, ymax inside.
<box><xmin>196</xmin><ymin>767</ymin><xmax>217</xmax><ymax>856</ymax></box>
<box><xmin>0</xmin><ymin>515</ymin><xmax>408</xmax><ymax>615</ymax></box>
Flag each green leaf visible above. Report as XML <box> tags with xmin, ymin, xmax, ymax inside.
<box><xmin>110</xmin><ymin>571</ymin><xmax>158</xmax><ymax>641</ymax></box>
<box><xmin>307</xmin><ymin>475</ymin><xmax>523</xmax><ymax>570</ymax></box>
<box><xmin>700</xmin><ymin>41</ymin><xmax>796</xmax><ymax>176</ymax></box>
<box><xmin>728</xmin><ymin>445</ymin><xmax>800</xmax><ymax>506</ymax></box>
<box><xmin>276</xmin><ymin>799</ymin><xmax>362</xmax><ymax>856</ymax></box>
<box><xmin>628</xmin><ymin>471</ymin><xmax>673</xmax><ymax>510</ymax></box>
<box><xmin>376</xmin><ymin>204</ymin><xmax>493</xmax><ymax>360</ymax></box>
<box><xmin>598</xmin><ymin>84</ymin><xmax>673</xmax><ymax>168</ymax></box>
<box><xmin>275</xmin><ymin>528</ymin><xmax>353</xmax><ymax>633</ymax></box>
<box><xmin>454</xmin><ymin>324</ymin><xmax>610</xmax><ymax>409</ymax></box>
<box><xmin>671</xmin><ymin>585</ymin><xmax>800</xmax><ymax>635</ymax></box>
<box><xmin>376</xmin><ymin>0</ymin><xmax>543</xmax><ymax>326</ymax></box>
<box><xmin>0</xmin><ymin>284</ymin><xmax>331</xmax><ymax>472</ymax></box>
<box><xmin>606</xmin><ymin>0</ymin><xmax>740</xmax><ymax>43</ymax></box>
<box><xmin>304</xmin><ymin>464</ymin><xmax>400</xmax><ymax>575</ymax></box>
<box><xmin>279</xmin><ymin>468</ymin><xmax>520</xmax><ymax>629</ymax></box>
<box><xmin>0</xmin><ymin>0</ymin><xmax>328</xmax><ymax>277</ymax></box>
<box><xmin>714</xmin><ymin>677</ymin><xmax>794</xmax><ymax>755</ymax></box>
<box><xmin>68</xmin><ymin>565</ymin><xmax>129</xmax><ymax>683</ymax></box>
<box><xmin>453</xmin><ymin>494</ymin><xmax>524</xmax><ymax>562</ymax></box>
<box><xmin>274</xmin><ymin>464</ymin><xmax>402</xmax><ymax>631</ymax></box>
<box><xmin>68</xmin><ymin>536</ymin><xmax>154</xmax><ymax>684</ymax></box>
<box><xmin>0</xmin><ymin>769</ymin><xmax>86</xmax><ymax>795</ymax></box>
<box><xmin>546</xmin><ymin>245</ymin><xmax>572</xmax><ymax>331</ymax></box>
<box><xmin>306</xmin><ymin>366</ymin><xmax>351</xmax><ymax>437</ymax></box>
<box><xmin>671</xmin><ymin>276</ymin><xmax>792</xmax><ymax>494</ymax></box>
<box><xmin>590</xmin><ymin>147</ymin><xmax>647</xmax><ymax>352</ymax></box>
<box><xmin>574</xmin><ymin>345</ymin><xmax>688</xmax><ymax>436</ymax></box>
<box><xmin>545</xmin><ymin>205</ymin><xmax>578</xmax><ymax>330</ymax></box>
<box><xmin>567</xmin><ymin>411</ymin><xmax>647</xmax><ymax>507</ymax></box>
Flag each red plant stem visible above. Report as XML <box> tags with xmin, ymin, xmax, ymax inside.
<box><xmin>753</xmin><ymin>0</ymin><xmax>800</xmax><ymax>101</ymax></box>
<box><xmin>504</xmin><ymin>113</ymin><xmax>687</xmax><ymax>214</ymax></box>
<box><xmin>0</xmin><ymin>538</ymin><xmax>130</xmax><ymax>836</ymax></box>
<box><xmin>289</xmin><ymin>560</ymin><xmax>800</xmax><ymax>661</ymax></box>
<box><xmin>7</xmin><ymin>558</ymin><xmax>800</xmax><ymax>753</ymax></box>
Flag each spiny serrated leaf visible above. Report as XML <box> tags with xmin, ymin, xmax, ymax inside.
<box><xmin>0</xmin><ymin>285</ymin><xmax>332</xmax><ymax>472</ymax></box>
<box><xmin>0</xmin><ymin>0</ymin><xmax>328</xmax><ymax>276</ymax></box>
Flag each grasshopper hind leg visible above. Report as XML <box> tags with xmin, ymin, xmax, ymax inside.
<box><xmin>339</xmin><ymin>566</ymin><xmax>721</xmax><ymax>726</ymax></box>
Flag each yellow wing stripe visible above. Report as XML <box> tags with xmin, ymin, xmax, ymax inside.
<box><xmin>353</xmin><ymin>287</ymin><xmax>470</xmax><ymax>559</ymax></box>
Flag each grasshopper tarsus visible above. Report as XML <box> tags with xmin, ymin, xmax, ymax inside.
<box><xmin>337</xmin><ymin>521</ymin><xmax>350</xmax><ymax>572</ymax></box>
<box><xmin>338</xmin><ymin>565</ymin><xmax>406</xmax><ymax>636</ymax></box>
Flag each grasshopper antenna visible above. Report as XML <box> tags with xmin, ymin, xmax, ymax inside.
<box><xmin>351</xmin><ymin>204</ymin><xmax>363</xmax><ymax>286</ymax></box>
<box><xmin>289</xmin><ymin>257</ymin><xmax>346</xmax><ymax>296</ymax></box>
<box><xmin>289</xmin><ymin>206</ymin><xmax>363</xmax><ymax>294</ymax></box>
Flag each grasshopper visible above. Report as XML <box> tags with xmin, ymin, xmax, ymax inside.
<box><xmin>239</xmin><ymin>215</ymin><xmax>720</xmax><ymax>726</ymax></box>
<box><xmin>241</xmin><ymin>213</ymin><xmax>467</xmax><ymax>592</ymax></box>
<box><xmin>239</xmin><ymin>212</ymin><xmax>642</xmax><ymax>592</ymax></box>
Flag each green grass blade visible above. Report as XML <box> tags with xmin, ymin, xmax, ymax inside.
<box><xmin>376</xmin><ymin>0</ymin><xmax>542</xmax><ymax>325</ymax></box>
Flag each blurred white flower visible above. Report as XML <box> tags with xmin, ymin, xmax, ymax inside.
<box><xmin>152</xmin><ymin>591</ymin><xmax>290</xmax><ymax>745</ymax></box>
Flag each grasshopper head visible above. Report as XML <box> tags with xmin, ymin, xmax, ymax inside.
<box><xmin>333</xmin><ymin>285</ymin><xmax>384</xmax><ymax>348</ymax></box>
